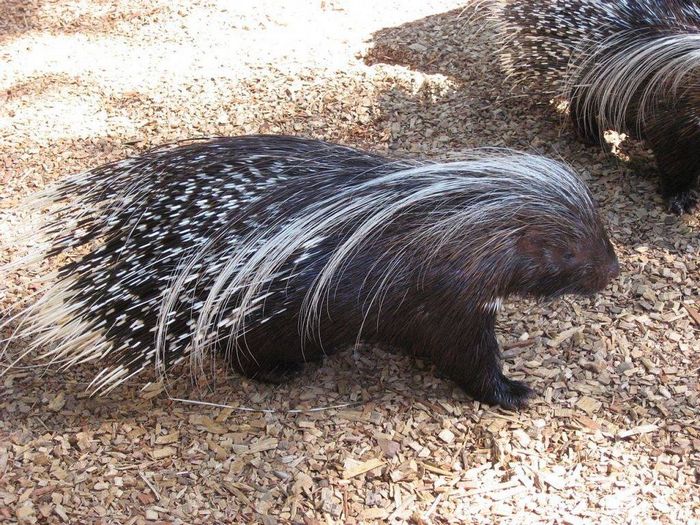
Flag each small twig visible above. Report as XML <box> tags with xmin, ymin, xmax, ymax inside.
<box><xmin>342</xmin><ymin>486</ymin><xmax>349</xmax><ymax>521</ymax></box>
<box><xmin>116</xmin><ymin>461</ymin><xmax>155</xmax><ymax>471</ymax></box>
<box><xmin>139</xmin><ymin>471</ymin><xmax>161</xmax><ymax>501</ymax></box>
<box><xmin>34</xmin><ymin>417</ymin><xmax>50</xmax><ymax>433</ymax></box>
<box><xmin>423</xmin><ymin>493</ymin><xmax>443</xmax><ymax>520</ymax></box>
<box><xmin>502</xmin><ymin>339</ymin><xmax>534</xmax><ymax>350</ymax></box>
<box><xmin>683</xmin><ymin>303</ymin><xmax>700</xmax><ymax>327</ymax></box>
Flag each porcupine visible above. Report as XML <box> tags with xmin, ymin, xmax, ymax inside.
<box><xmin>1</xmin><ymin>135</ymin><xmax>619</xmax><ymax>409</ymax></box>
<box><xmin>491</xmin><ymin>0</ymin><xmax>700</xmax><ymax>214</ymax></box>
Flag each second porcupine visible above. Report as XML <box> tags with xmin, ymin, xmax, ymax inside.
<box><xmin>2</xmin><ymin>135</ymin><xmax>619</xmax><ymax>409</ymax></box>
<box><xmin>491</xmin><ymin>0</ymin><xmax>700</xmax><ymax>214</ymax></box>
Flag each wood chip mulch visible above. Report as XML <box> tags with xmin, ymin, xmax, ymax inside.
<box><xmin>1</xmin><ymin>1</ymin><xmax>698</xmax><ymax>523</ymax></box>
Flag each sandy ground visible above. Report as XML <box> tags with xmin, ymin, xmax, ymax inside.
<box><xmin>0</xmin><ymin>1</ymin><xmax>699</xmax><ymax>523</ymax></box>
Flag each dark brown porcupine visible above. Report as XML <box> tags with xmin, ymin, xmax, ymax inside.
<box><xmin>1</xmin><ymin>135</ymin><xmax>619</xmax><ymax>409</ymax></box>
<box><xmin>492</xmin><ymin>0</ymin><xmax>700</xmax><ymax>214</ymax></box>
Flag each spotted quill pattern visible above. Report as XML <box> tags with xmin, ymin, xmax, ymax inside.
<box><xmin>1</xmin><ymin>136</ymin><xmax>618</xmax><ymax>409</ymax></box>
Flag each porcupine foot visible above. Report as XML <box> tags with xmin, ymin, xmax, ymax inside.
<box><xmin>434</xmin><ymin>315</ymin><xmax>534</xmax><ymax>410</ymax></box>
<box><xmin>468</xmin><ymin>373</ymin><xmax>533</xmax><ymax>410</ymax></box>
<box><xmin>648</xmin><ymin>113</ymin><xmax>699</xmax><ymax>215</ymax></box>
<box><xmin>665</xmin><ymin>190</ymin><xmax>697</xmax><ymax>215</ymax></box>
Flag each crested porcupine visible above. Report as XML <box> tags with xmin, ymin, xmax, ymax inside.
<box><xmin>491</xmin><ymin>0</ymin><xmax>700</xmax><ymax>214</ymax></box>
<box><xmin>1</xmin><ymin>135</ymin><xmax>619</xmax><ymax>409</ymax></box>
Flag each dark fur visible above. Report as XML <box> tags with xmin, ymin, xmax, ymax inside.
<box><xmin>7</xmin><ymin>136</ymin><xmax>619</xmax><ymax>409</ymax></box>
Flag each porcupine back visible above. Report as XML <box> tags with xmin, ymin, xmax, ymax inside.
<box><xmin>1</xmin><ymin>136</ymin><xmax>613</xmax><ymax>401</ymax></box>
<box><xmin>491</xmin><ymin>0</ymin><xmax>700</xmax><ymax>213</ymax></box>
<box><xmin>493</xmin><ymin>0</ymin><xmax>700</xmax><ymax>93</ymax></box>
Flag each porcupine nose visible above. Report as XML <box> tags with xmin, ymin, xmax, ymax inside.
<box><xmin>607</xmin><ymin>258</ymin><xmax>620</xmax><ymax>280</ymax></box>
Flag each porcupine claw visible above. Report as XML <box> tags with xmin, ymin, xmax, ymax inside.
<box><xmin>666</xmin><ymin>191</ymin><xmax>698</xmax><ymax>215</ymax></box>
<box><xmin>480</xmin><ymin>375</ymin><xmax>534</xmax><ymax>411</ymax></box>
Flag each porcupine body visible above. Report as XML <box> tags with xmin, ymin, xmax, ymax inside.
<box><xmin>2</xmin><ymin>135</ymin><xmax>619</xmax><ymax>409</ymax></box>
<box><xmin>492</xmin><ymin>0</ymin><xmax>700</xmax><ymax>214</ymax></box>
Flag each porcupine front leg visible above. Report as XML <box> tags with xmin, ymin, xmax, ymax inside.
<box><xmin>644</xmin><ymin>112</ymin><xmax>699</xmax><ymax>214</ymax></box>
<box><xmin>434</xmin><ymin>314</ymin><xmax>533</xmax><ymax>410</ymax></box>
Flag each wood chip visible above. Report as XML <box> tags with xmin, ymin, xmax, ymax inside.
<box><xmin>512</xmin><ymin>429</ymin><xmax>531</xmax><ymax>448</ymax></box>
<box><xmin>377</xmin><ymin>438</ymin><xmax>400</xmax><ymax>458</ymax></box>
<box><xmin>150</xmin><ymin>447</ymin><xmax>177</xmax><ymax>459</ymax></box>
<box><xmin>438</xmin><ymin>429</ymin><xmax>455</xmax><ymax>443</ymax></box>
<box><xmin>684</xmin><ymin>304</ymin><xmax>700</xmax><ymax>327</ymax></box>
<box><xmin>244</xmin><ymin>438</ymin><xmax>278</xmax><ymax>455</ymax></box>
<box><xmin>140</xmin><ymin>381</ymin><xmax>165</xmax><ymax>400</ymax></box>
<box><xmin>548</xmin><ymin>327</ymin><xmax>583</xmax><ymax>347</ymax></box>
<box><xmin>47</xmin><ymin>392</ymin><xmax>65</xmax><ymax>411</ymax></box>
<box><xmin>576</xmin><ymin>396</ymin><xmax>602</xmax><ymax>415</ymax></box>
<box><xmin>575</xmin><ymin>415</ymin><xmax>602</xmax><ymax>431</ymax></box>
<box><xmin>343</xmin><ymin>458</ymin><xmax>385</xmax><ymax>479</ymax></box>
<box><xmin>361</xmin><ymin>507</ymin><xmax>389</xmax><ymax>520</ymax></box>
<box><xmin>539</xmin><ymin>471</ymin><xmax>567</xmax><ymax>490</ymax></box>
<box><xmin>155</xmin><ymin>432</ymin><xmax>179</xmax><ymax>445</ymax></box>
<box><xmin>617</xmin><ymin>424</ymin><xmax>659</xmax><ymax>439</ymax></box>
<box><xmin>421</xmin><ymin>462</ymin><xmax>453</xmax><ymax>477</ymax></box>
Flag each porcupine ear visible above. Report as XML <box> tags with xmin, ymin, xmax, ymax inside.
<box><xmin>519</xmin><ymin>224</ymin><xmax>581</xmax><ymax>266</ymax></box>
<box><xmin>515</xmin><ymin>227</ymin><xmax>573</xmax><ymax>267</ymax></box>
<box><xmin>516</xmin><ymin>227</ymin><xmax>548</xmax><ymax>258</ymax></box>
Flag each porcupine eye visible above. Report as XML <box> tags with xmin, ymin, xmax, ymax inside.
<box><xmin>515</xmin><ymin>232</ymin><xmax>568</xmax><ymax>296</ymax></box>
<box><xmin>559</xmin><ymin>247</ymin><xmax>583</xmax><ymax>271</ymax></box>
<box><xmin>550</xmin><ymin>245</ymin><xmax>575</xmax><ymax>269</ymax></box>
